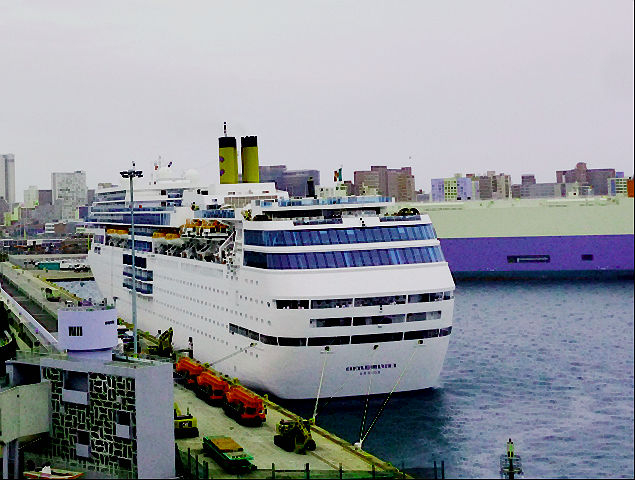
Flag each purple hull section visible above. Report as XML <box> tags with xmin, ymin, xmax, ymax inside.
<box><xmin>439</xmin><ymin>234</ymin><xmax>634</xmax><ymax>275</ymax></box>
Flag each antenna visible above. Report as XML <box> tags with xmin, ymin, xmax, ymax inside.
<box><xmin>223</xmin><ymin>122</ymin><xmax>227</xmax><ymax>137</ymax></box>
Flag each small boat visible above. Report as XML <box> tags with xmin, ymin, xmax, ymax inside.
<box><xmin>23</xmin><ymin>466</ymin><xmax>84</xmax><ymax>479</ymax></box>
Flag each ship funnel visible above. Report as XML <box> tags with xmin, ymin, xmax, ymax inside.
<box><xmin>241</xmin><ymin>136</ymin><xmax>260</xmax><ymax>183</ymax></box>
<box><xmin>219</xmin><ymin>135</ymin><xmax>239</xmax><ymax>184</ymax></box>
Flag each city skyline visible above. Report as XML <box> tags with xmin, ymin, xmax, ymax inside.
<box><xmin>1</xmin><ymin>1</ymin><xmax>633</xmax><ymax>200</ymax></box>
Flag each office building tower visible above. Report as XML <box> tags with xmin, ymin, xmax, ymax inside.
<box><xmin>52</xmin><ymin>171</ymin><xmax>88</xmax><ymax>220</ymax></box>
<box><xmin>0</xmin><ymin>154</ymin><xmax>16</xmax><ymax>205</ymax></box>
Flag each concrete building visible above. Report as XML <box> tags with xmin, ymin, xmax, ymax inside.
<box><xmin>556</xmin><ymin>162</ymin><xmax>616</xmax><ymax>196</ymax></box>
<box><xmin>24</xmin><ymin>185</ymin><xmax>40</xmax><ymax>208</ymax></box>
<box><xmin>353</xmin><ymin>170</ymin><xmax>380</xmax><ymax>196</ymax></box>
<box><xmin>259</xmin><ymin>165</ymin><xmax>320</xmax><ymax>197</ymax></box>
<box><xmin>38</xmin><ymin>189</ymin><xmax>53</xmax><ymax>206</ymax></box>
<box><xmin>475</xmin><ymin>171</ymin><xmax>511</xmax><ymax>200</ymax></box>
<box><xmin>3</xmin><ymin>306</ymin><xmax>175</xmax><ymax>478</ymax></box>
<box><xmin>353</xmin><ymin>166</ymin><xmax>416</xmax><ymax>201</ymax></box>
<box><xmin>52</xmin><ymin>171</ymin><xmax>87</xmax><ymax>220</ymax></box>
<box><xmin>608</xmin><ymin>174</ymin><xmax>634</xmax><ymax>197</ymax></box>
<box><xmin>431</xmin><ymin>175</ymin><xmax>480</xmax><ymax>202</ymax></box>
<box><xmin>0</xmin><ymin>154</ymin><xmax>16</xmax><ymax>206</ymax></box>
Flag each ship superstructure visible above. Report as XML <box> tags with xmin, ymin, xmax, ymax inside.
<box><xmin>86</xmin><ymin>133</ymin><xmax>455</xmax><ymax>399</ymax></box>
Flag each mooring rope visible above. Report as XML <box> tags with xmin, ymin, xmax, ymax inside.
<box><xmin>358</xmin><ymin>344</ymin><xmax>380</xmax><ymax>443</ymax></box>
<box><xmin>360</xmin><ymin>344</ymin><xmax>420</xmax><ymax>446</ymax></box>
<box><xmin>312</xmin><ymin>350</ymin><xmax>330</xmax><ymax>421</ymax></box>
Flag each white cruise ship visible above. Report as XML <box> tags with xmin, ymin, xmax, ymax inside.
<box><xmin>86</xmin><ymin>134</ymin><xmax>455</xmax><ymax>399</ymax></box>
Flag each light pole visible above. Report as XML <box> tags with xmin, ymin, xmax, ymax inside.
<box><xmin>120</xmin><ymin>162</ymin><xmax>143</xmax><ymax>356</ymax></box>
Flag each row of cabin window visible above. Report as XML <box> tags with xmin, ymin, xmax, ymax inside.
<box><xmin>310</xmin><ymin>311</ymin><xmax>442</xmax><ymax>328</ymax></box>
<box><xmin>122</xmin><ymin>254</ymin><xmax>147</xmax><ymax>269</ymax></box>
<box><xmin>123</xmin><ymin>267</ymin><xmax>153</xmax><ymax>281</ymax></box>
<box><xmin>87</xmin><ymin>213</ymin><xmax>170</xmax><ymax>225</ymax></box>
<box><xmin>122</xmin><ymin>280</ymin><xmax>153</xmax><ymax>294</ymax></box>
<box><xmin>244</xmin><ymin>224</ymin><xmax>436</xmax><ymax>247</ymax></box>
<box><xmin>276</xmin><ymin>291</ymin><xmax>454</xmax><ymax>309</ymax></box>
<box><xmin>244</xmin><ymin>246</ymin><xmax>445</xmax><ymax>270</ymax></box>
<box><xmin>229</xmin><ymin>323</ymin><xmax>452</xmax><ymax>346</ymax></box>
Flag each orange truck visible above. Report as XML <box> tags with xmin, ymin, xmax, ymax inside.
<box><xmin>222</xmin><ymin>385</ymin><xmax>267</xmax><ymax>427</ymax></box>
<box><xmin>175</xmin><ymin>357</ymin><xmax>204</xmax><ymax>386</ymax></box>
<box><xmin>196</xmin><ymin>370</ymin><xmax>230</xmax><ymax>405</ymax></box>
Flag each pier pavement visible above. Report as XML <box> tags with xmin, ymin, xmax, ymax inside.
<box><xmin>173</xmin><ymin>382</ymin><xmax>401</xmax><ymax>478</ymax></box>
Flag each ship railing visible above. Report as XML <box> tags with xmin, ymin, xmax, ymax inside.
<box><xmin>277</xmin><ymin>196</ymin><xmax>393</xmax><ymax>208</ymax></box>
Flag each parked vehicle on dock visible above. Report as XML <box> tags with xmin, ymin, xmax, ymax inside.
<box><xmin>222</xmin><ymin>385</ymin><xmax>267</xmax><ymax>427</ymax></box>
<box><xmin>174</xmin><ymin>356</ymin><xmax>204</xmax><ymax>386</ymax></box>
<box><xmin>196</xmin><ymin>370</ymin><xmax>230</xmax><ymax>405</ymax></box>
<box><xmin>202</xmin><ymin>436</ymin><xmax>256</xmax><ymax>474</ymax></box>
<box><xmin>173</xmin><ymin>402</ymin><xmax>199</xmax><ymax>439</ymax></box>
<box><xmin>274</xmin><ymin>418</ymin><xmax>316</xmax><ymax>454</ymax></box>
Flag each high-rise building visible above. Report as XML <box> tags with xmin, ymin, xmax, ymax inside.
<box><xmin>0</xmin><ymin>154</ymin><xmax>16</xmax><ymax>205</ymax></box>
<box><xmin>353</xmin><ymin>166</ymin><xmax>416</xmax><ymax>201</ymax></box>
<box><xmin>52</xmin><ymin>171</ymin><xmax>88</xmax><ymax>220</ymax></box>
<box><xmin>556</xmin><ymin>162</ymin><xmax>616</xmax><ymax>196</ymax></box>
<box><xmin>353</xmin><ymin>170</ymin><xmax>380</xmax><ymax>196</ymax></box>
<box><xmin>475</xmin><ymin>171</ymin><xmax>511</xmax><ymax>200</ymax></box>
<box><xmin>431</xmin><ymin>175</ymin><xmax>479</xmax><ymax>202</ymax></box>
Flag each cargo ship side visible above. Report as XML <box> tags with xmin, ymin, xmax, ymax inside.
<box><xmin>396</xmin><ymin>197</ymin><xmax>634</xmax><ymax>278</ymax></box>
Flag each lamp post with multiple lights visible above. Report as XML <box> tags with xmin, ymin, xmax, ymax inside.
<box><xmin>120</xmin><ymin>162</ymin><xmax>143</xmax><ymax>356</ymax></box>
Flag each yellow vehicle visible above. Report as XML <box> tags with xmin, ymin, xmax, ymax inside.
<box><xmin>273</xmin><ymin>417</ymin><xmax>316</xmax><ymax>454</ymax></box>
<box><xmin>174</xmin><ymin>402</ymin><xmax>199</xmax><ymax>439</ymax></box>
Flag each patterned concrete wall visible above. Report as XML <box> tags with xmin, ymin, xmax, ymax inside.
<box><xmin>44</xmin><ymin>367</ymin><xmax>137</xmax><ymax>477</ymax></box>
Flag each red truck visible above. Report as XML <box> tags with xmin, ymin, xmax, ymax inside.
<box><xmin>175</xmin><ymin>357</ymin><xmax>204</xmax><ymax>386</ymax></box>
<box><xmin>197</xmin><ymin>370</ymin><xmax>230</xmax><ymax>405</ymax></box>
<box><xmin>222</xmin><ymin>385</ymin><xmax>267</xmax><ymax>427</ymax></box>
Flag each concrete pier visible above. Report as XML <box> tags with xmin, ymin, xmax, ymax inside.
<box><xmin>173</xmin><ymin>382</ymin><xmax>401</xmax><ymax>478</ymax></box>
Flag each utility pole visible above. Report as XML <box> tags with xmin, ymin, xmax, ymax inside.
<box><xmin>120</xmin><ymin>162</ymin><xmax>143</xmax><ymax>355</ymax></box>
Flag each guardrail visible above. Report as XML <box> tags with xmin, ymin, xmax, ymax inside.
<box><xmin>0</xmin><ymin>275</ymin><xmax>60</xmax><ymax>351</ymax></box>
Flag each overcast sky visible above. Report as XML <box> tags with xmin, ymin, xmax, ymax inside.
<box><xmin>1</xmin><ymin>0</ymin><xmax>633</xmax><ymax>200</ymax></box>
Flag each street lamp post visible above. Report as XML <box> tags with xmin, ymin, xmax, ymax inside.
<box><xmin>120</xmin><ymin>162</ymin><xmax>143</xmax><ymax>356</ymax></box>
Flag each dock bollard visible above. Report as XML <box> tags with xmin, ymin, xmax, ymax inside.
<box><xmin>271</xmin><ymin>462</ymin><xmax>275</xmax><ymax>479</ymax></box>
<box><xmin>305</xmin><ymin>462</ymin><xmax>310</xmax><ymax>479</ymax></box>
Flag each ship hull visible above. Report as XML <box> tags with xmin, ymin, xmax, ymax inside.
<box><xmin>440</xmin><ymin>234</ymin><xmax>634</xmax><ymax>278</ymax></box>
<box><xmin>88</xmin><ymin>245</ymin><xmax>454</xmax><ymax>399</ymax></box>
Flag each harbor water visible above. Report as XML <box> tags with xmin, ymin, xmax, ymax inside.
<box><xmin>59</xmin><ymin>279</ymin><xmax>635</xmax><ymax>478</ymax></box>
